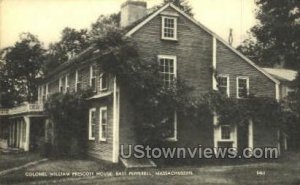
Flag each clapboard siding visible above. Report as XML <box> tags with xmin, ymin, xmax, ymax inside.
<box><xmin>132</xmin><ymin>7</ymin><xmax>213</xmax><ymax>97</ymax></box>
<box><xmin>216</xmin><ymin>41</ymin><xmax>276</xmax><ymax>98</ymax></box>
<box><xmin>87</xmin><ymin>93</ymin><xmax>114</xmax><ymax>162</ymax></box>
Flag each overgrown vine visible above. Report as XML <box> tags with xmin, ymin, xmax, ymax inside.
<box><xmin>46</xmin><ymin>28</ymin><xmax>295</xmax><ymax>150</ymax></box>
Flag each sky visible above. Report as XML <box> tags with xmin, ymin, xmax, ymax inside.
<box><xmin>0</xmin><ymin>0</ymin><xmax>257</xmax><ymax>49</ymax></box>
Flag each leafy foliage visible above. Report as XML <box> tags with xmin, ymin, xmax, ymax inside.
<box><xmin>201</xmin><ymin>92</ymin><xmax>290</xmax><ymax>128</ymax></box>
<box><xmin>44</xmin><ymin>90</ymin><xmax>93</xmax><ymax>157</ymax></box>
<box><xmin>164</xmin><ymin>0</ymin><xmax>193</xmax><ymax>16</ymax></box>
<box><xmin>150</xmin><ymin>0</ymin><xmax>193</xmax><ymax>16</ymax></box>
<box><xmin>43</xmin><ymin>13</ymin><xmax>120</xmax><ymax>74</ymax></box>
<box><xmin>43</xmin><ymin>28</ymin><xmax>90</xmax><ymax>74</ymax></box>
<box><xmin>237</xmin><ymin>0</ymin><xmax>300</xmax><ymax>69</ymax></box>
<box><xmin>90</xmin><ymin>29</ymin><xmax>290</xmax><ymax>144</ymax></box>
<box><xmin>0</xmin><ymin>33</ymin><xmax>45</xmax><ymax>106</ymax></box>
<box><xmin>92</xmin><ymin>30</ymin><xmax>191</xmax><ymax>144</ymax></box>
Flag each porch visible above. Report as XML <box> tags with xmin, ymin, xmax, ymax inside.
<box><xmin>0</xmin><ymin>103</ymin><xmax>45</xmax><ymax>152</ymax></box>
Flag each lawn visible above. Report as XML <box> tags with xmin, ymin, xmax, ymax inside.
<box><xmin>1</xmin><ymin>151</ymin><xmax>300</xmax><ymax>185</ymax></box>
<box><xmin>0</xmin><ymin>152</ymin><xmax>43</xmax><ymax>171</ymax></box>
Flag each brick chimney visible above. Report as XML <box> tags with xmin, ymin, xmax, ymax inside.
<box><xmin>120</xmin><ymin>0</ymin><xmax>147</xmax><ymax>28</ymax></box>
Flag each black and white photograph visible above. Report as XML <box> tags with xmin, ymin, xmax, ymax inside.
<box><xmin>0</xmin><ymin>0</ymin><xmax>300</xmax><ymax>184</ymax></box>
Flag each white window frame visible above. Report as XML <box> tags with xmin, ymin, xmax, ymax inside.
<box><xmin>99</xmin><ymin>73</ymin><xmax>108</xmax><ymax>92</ymax></box>
<box><xmin>65</xmin><ymin>74</ymin><xmax>69</xmax><ymax>93</ymax></box>
<box><xmin>236</xmin><ymin>76</ymin><xmax>249</xmax><ymax>99</ymax></box>
<box><xmin>218</xmin><ymin>74</ymin><xmax>230</xmax><ymax>97</ymax></box>
<box><xmin>286</xmin><ymin>87</ymin><xmax>295</xmax><ymax>97</ymax></box>
<box><xmin>166</xmin><ymin>111</ymin><xmax>178</xmax><ymax>142</ymax></box>
<box><xmin>99</xmin><ymin>106</ymin><xmax>108</xmax><ymax>142</ymax></box>
<box><xmin>88</xmin><ymin>108</ymin><xmax>96</xmax><ymax>140</ymax></box>
<box><xmin>161</xmin><ymin>16</ymin><xmax>177</xmax><ymax>40</ymax></box>
<box><xmin>59</xmin><ymin>77</ymin><xmax>63</xmax><ymax>93</ymax></box>
<box><xmin>90</xmin><ymin>65</ymin><xmax>96</xmax><ymax>92</ymax></box>
<box><xmin>158</xmin><ymin>55</ymin><xmax>177</xmax><ymax>87</ymax></box>
<box><xmin>220</xmin><ymin>125</ymin><xmax>231</xmax><ymax>141</ymax></box>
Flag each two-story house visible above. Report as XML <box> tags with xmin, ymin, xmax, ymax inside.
<box><xmin>0</xmin><ymin>1</ymin><xmax>291</xmax><ymax>164</ymax></box>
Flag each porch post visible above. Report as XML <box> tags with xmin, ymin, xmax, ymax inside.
<box><xmin>12</xmin><ymin>121</ymin><xmax>15</xmax><ymax>147</ymax></box>
<box><xmin>19</xmin><ymin>120</ymin><xmax>23</xmax><ymax>150</ymax></box>
<box><xmin>17</xmin><ymin>119</ymin><xmax>20</xmax><ymax>148</ymax></box>
<box><xmin>10</xmin><ymin>122</ymin><xmax>12</xmax><ymax>146</ymax></box>
<box><xmin>248</xmin><ymin>119</ymin><xmax>253</xmax><ymax>149</ymax></box>
<box><xmin>277</xmin><ymin>129</ymin><xmax>281</xmax><ymax>156</ymax></box>
<box><xmin>24</xmin><ymin>116</ymin><xmax>31</xmax><ymax>152</ymax></box>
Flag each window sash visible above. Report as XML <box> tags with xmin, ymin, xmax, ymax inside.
<box><xmin>65</xmin><ymin>74</ymin><xmax>69</xmax><ymax>93</ymax></box>
<box><xmin>237</xmin><ymin>77</ymin><xmax>249</xmax><ymax>98</ymax></box>
<box><xmin>99</xmin><ymin>73</ymin><xmax>108</xmax><ymax>91</ymax></box>
<box><xmin>158</xmin><ymin>55</ymin><xmax>177</xmax><ymax>88</ymax></box>
<box><xmin>162</xmin><ymin>16</ymin><xmax>177</xmax><ymax>40</ymax></box>
<box><xmin>89</xmin><ymin>108</ymin><xmax>96</xmax><ymax>140</ymax></box>
<box><xmin>221</xmin><ymin>125</ymin><xmax>231</xmax><ymax>140</ymax></box>
<box><xmin>99</xmin><ymin>107</ymin><xmax>108</xmax><ymax>141</ymax></box>
<box><xmin>59</xmin><ymin>78</ymin><xmax>63</xmax><ymax>93</ymax></box>
<box><xmin>75</xmin><ymin>70</ymin><xmax>82</xmax><ymax>92</ymax></box>
<box><xmin>218</xmin><ymin>75</ymin><xmax>230</xmax><ymax>97</ymax></box>
<box><xmin>90</xmin><ymin>65</ymin><xmax>97</xmax><ymax>91</ymax></box>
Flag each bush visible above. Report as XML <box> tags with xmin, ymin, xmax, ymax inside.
<box><xmin>44</xmin><ymin>91</ymin><xmax>92</xmax><ymax>158</ymax></box>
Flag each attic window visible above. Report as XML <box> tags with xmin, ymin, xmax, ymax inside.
<box><xmin>161</xmin><ymin>16</ymin><xmax>177</xmax><ymax>40</ymax></box>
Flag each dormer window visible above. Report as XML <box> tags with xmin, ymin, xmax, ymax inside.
<box><xmin>161</xmin><ymin>16</ymin><xmax>177</xmax><ymax>40</ymax></box>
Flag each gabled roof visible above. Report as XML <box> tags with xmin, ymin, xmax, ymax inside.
<box><xmin>125</xmin><ymin>3</ymin><xmax>280</xmax><ymax>85</ymax></box>
<box><xmin>263</xmin><ymin>68</ymin><xmax>298</xmax><ymax>82</ymax></box>
<box><xmin>44</xmin><ymin>2</ymin><xmax>280</xmax><ymax>85</ymax></box>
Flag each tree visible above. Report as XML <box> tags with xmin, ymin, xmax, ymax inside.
<box><xmin>0</xmin><ymin>33</ymin><xmax>45</xmax><ymax>106</ymax></box>
<box><xmin>43</xmin><ymin>13</ymin><xmax>120</xmax><ymax>74</ymax></box>
<box><xmin>164</xmin><ymin>0</ymin><xmax>193</xmax><ymax>16</ymax></box>
<box><xmin>43</xmin><ymin>28</ymin><xmax>90</xmax><ymax>74</ymax></box>
<box><xmin>238</xmin><ymin>0</ymin><xmax>300</xmax><ymax>69</ymax></box>
<box><xmin>89</xmin><ymin>13</ymin><xmax>120</xmax><ymax>40</ymax></box>
<box><xmin>149</xmin><ymin>0</ymin><xmax>193</xmax><ymax>16</ymax></box>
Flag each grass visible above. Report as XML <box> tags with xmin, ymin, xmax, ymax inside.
<box><xmin>1</xmin><ymin>151</ymin><xmax>300</xmax><ymax>185</ymax></box>
<box><xmin>0</xmin><ymin>152</ymin><xmax>42</xmax><ymax>171</ymax></box>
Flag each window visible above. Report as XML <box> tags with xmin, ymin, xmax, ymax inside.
<box><xmin>99</xmin><ymin>106</ymin><xmax>108</xmax><ymax>141</ymax></box>
<box><xmin>221</xmin><ymin>125</ymin><xmax>231</xmax><ymax>140</ymax></box>
<box><xmin>59</xmin><ymin>77</ymin><xmax>63</xmax><ymax>93</ymax></box>
<box><xmin>65</xmin><ymin>74</ymin><xmax>69</xmax><ymax>93</ymax></box>
<box><xmin>218</xmin><ymin>75</ymin><xmax>230</xmax><ymax>97</ymax></box>
<box><xmin>89</xmin><ymin>108</ymin><xmax>96</xmax><ymax>140</ymax></box>
<box><xmin>99</xmin><ymin>73</ymin><xmax>108</xmax><ymax>91</ymax></box>
<box><xmin>162</xmin><ymin>16</ymin><xmax>177</xmax><ymax>40</ymax></box>
<box><xmin>286</xmin><ymin>87</ymin><xmax>296</xmax><ymax>97</ymax></box>
<box><xmin>75</xmin><ymin>70</ymin><xmax>82</xmax><ymax>92</ymax></box>
<box><xmin>158</xmin><ymin>55</ymin><xmax>177</xmax><ymax>88</ymax></box>
<box><xmin>237</xmin><ymin>76</ymin><xmax>249</xmax><ymax>98</ymax></box>
<box><xmin>42</xmin><ymin>85</ymin><xmax>46</xmax><ymax>102</ymax></box>
<box><xmin>90</xmin><ymin>65</ymin><xmax>96</xmax><ymax>92</ymax></box>
<box><xmin>163</xmin><ymin>111</ymin><xmax>177</xmax><ymax>141</ymax></box>
<box><xmin>45</xmin><ymin>84</ymin><xmax>49</xmax><ymax>99</ymax></box>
